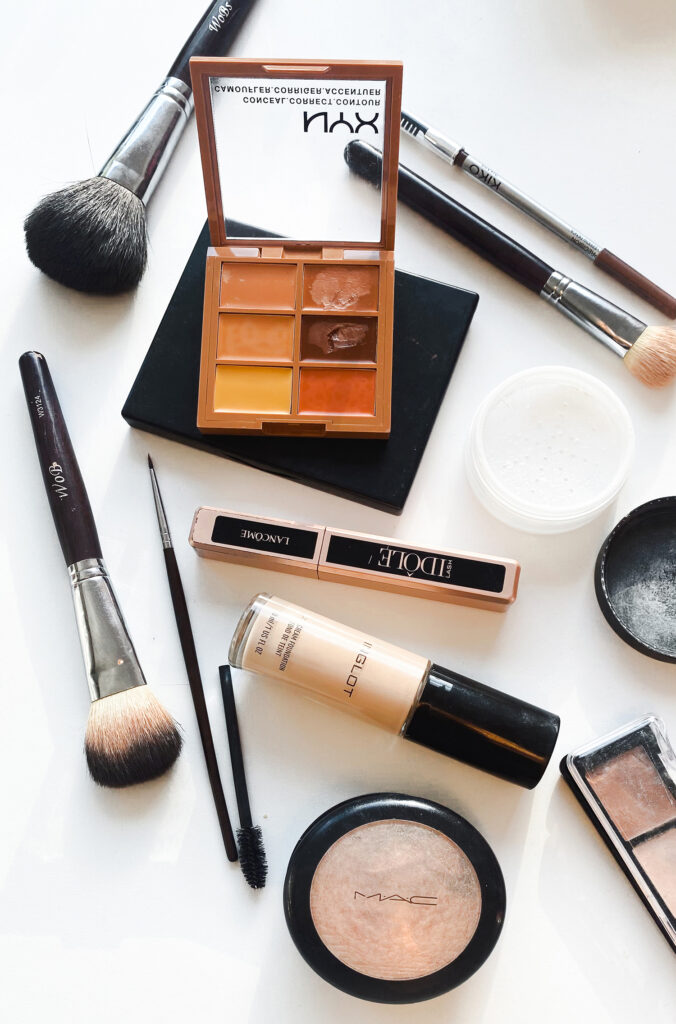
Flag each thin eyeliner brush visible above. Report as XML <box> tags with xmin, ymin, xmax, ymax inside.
<box><xmin>400</xmin><ymin>110</ymin><xmax>676</xmax><ymax>319</ymax></box>
<box><xmin>148</xmin><ymin>456</ymin><xmax>237</xmax><ymax>862</ymax></box>
<box><xmin>219</xmin><ymin>666</ymin><xmax>267</xmax><ymax>889</ymax></box>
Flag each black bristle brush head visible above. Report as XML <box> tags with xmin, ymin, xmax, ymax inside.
<box><xmin>236</xmin><ymin>825</ymin><xmax>267</xmax><ymax>889</ymax></box>
<box><xmin>85</xmin><ymin>686</ymin><xmax>182</xmax><ymax>788</ymax></box>
<box><xmin>24</xmin><ymin>177</ymin><xmax>147</xmax><ymax>295</ymax></box>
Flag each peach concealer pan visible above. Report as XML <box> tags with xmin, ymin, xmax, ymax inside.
<box><xmin>562</xmin><ymin>715</ymin><xmax>676</xmax><ymax>952</ymax></box>
<box><xmin>284</xmin><ymin>794</ymin><xmax>505</xmax><ymax>1003</ymax></box>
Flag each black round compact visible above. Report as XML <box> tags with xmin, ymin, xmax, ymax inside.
<box><xmin>283</xmin><ymin>793</ymin><xmax>506</xmax><ymax>1004</ymax></box>
<box><xmin>595</xmin><ymin>496</ymin><xmax>676</xmax><ymax>663</ymax></box>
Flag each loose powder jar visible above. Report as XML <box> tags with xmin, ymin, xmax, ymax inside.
<box><xmin>466</xmin><ymin>366</ymin><xmax>634</xmax><ymax>533</ymax></box>
<box><xmin>283</xmin><ymin>793</ymin><xmax>505</xmax><ymax>1003</ymax></box>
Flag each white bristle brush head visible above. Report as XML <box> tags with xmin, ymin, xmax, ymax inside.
<box><xmin>85</xmin><ymin>685</ymin><xmax>182</xmax><ymax>788</ymax></box>
<box><xmin>624</xmin><ymin>325</ymin><xmax>676</xmax><ymax>388</ymax></box>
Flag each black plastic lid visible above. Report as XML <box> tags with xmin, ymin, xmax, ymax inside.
<box><xmin>283</xmin><ymin>793</ymin><xmax>505</xmax><ymax>1004</ymax></box>
<box><xmin>404</xmin><ymin>664</ymin><xmax>560</xmax><ymax>789</ymax></box>
<box><xmin>595</xmin><ymin>496</ymin><xmax>676</xmax><ymax>664</ymax></box>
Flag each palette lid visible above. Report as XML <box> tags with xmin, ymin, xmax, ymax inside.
<box><xmin>190</xmin><ymin>58</ymin><xmax>402</xmax><ymax>250</ymax></box>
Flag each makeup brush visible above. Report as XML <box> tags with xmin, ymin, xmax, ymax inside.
<box><xmin>19</xmin><ymin>352</ymin><xmax>182</xmax><ymax>787</ymax></box>
<box><xmin>219</xmin><ymin>666</ymin><xmax>267</xmax><ymax>889</ymax></box>
<box><xmin>148</xmin><ymin>457</ymin><xmax>238</xmax><ymax>861</ymax></box>
<box><xmin>400</xmin><ymin>110</ymin><xmax>676</xmax><ymax>319</ymax></box>
<box><xmin>24</xmin><ymin>0</ymin><xmax>258</xmax><ymax>295</ymax></box>
<box><xmin>346</xmin><ymin>140</ymin><xmax>676</xmax><ymax>388</ymax></box>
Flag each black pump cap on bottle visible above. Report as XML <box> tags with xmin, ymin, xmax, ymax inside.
<box><xmin>403</xmin><ymin>664</ymin><xmax>560</xmax><ymax>789</ymax></box>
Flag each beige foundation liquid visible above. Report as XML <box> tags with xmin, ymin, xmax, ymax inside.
<box><xmin>229</xmin><ymin>593</ymin><xmax>428</xmax><ymax>734</ymax></box>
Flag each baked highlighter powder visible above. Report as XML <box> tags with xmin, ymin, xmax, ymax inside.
<box><xmin>284</xmin><ymin>794</ymin><xmax>505</xmax><ymax>1003</ymax></box>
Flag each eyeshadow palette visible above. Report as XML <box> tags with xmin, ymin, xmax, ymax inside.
<box><xmin>562</xmin><ymin>715</ymin><xmax>676</xmax><ymax>952</ymax></box>
<box><xmin>190</xmin><ymin>58</ymin><xmax>402</xmax><ymax>436</ymax></box>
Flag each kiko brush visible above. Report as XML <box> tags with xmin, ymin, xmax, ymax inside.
<box><xmin>400</xmin><ymin>111</ymin><xmax>676</xmax><ymax>319</ymax></box>
<box><xmin>24</xmin><ymin>0</ymin><xmax>258</xmax><ymax>295</ymax></box>
<box><xmin>346</xmin><ymin>141</ymin><xmax>676</xmax><ymax>388</ymax></box>
<box><xmin>19</xmin><ymin>352</ymin><xmax>182</xmax><ymax>787</ymax></box>
<box><xmin>148</xmin><ymin>457</ymin><xmax>237</xmax><ymax>861</ymax></box>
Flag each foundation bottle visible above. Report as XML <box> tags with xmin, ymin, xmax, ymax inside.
<box><xmin>229</xmin><ymin>593</ymin><xmax>560</xmax><ymax>788</ymax></box>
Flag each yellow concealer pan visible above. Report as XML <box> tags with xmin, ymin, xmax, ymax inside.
<box><xmin>214</xmin><ymin>365</ymin><xmax>292</xmax><ymax>413</ymax></box>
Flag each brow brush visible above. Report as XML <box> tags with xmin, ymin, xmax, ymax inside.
<box><xmin>345</xmin><ymin>140</ymin><xmax>676</xmax><ymax>388</ymax></box>
<box><xmin>400</xmin><ymin>110</ymin><xmax>676</xmax><ymax>319</ymax></box>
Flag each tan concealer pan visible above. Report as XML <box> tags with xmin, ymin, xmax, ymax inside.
<box><xmin>283</xmin><ymin>793</ymin><xmax>505</xmax><ymax>1003</ymax></box>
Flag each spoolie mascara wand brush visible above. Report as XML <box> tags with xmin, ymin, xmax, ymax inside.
<box><xmin>148</xmin><ymin>457</ymin><xmax>237</xmax><ymax>862</ymax></box>
<box><xmin>346</xmin><ymin>140</ymin><xmax>676</xmax><ymax>388</ymax></box>
<box><xmin>219</xmin><ymin>666</ymin><xmax>267</xmax><ymax>889</ymax></box>
<box><xmin>19</xmin><ymin>352</ymin><xmax>182</xmax><ymax>787</ymax></box>
<box><xmin>24</xmin><ymin>0</ymin><xmax>258</xmax><ymax>295</ymax></box>
<box><xmin>400</xmin><ymin>110</ymin><xmax>676</xmax><ymax>319</ymax></box>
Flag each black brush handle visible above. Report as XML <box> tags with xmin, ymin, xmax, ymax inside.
<box><xmin>167</xmin><ymin>0</ymin><xmax>258</xmax><ymax>88</ymax></box>
<box><xmin>219</xmin><ymin>666</ymin><xmax>252</xmax><ymax>829</ymax></box>
<box><xmin>19</xmin><ymin>351</ymin><xmax>102</xmax><ymax>567</ymax></box>
<box><xmin>346</xmin><ymin>140</ymin><xmax>553</xmax><ymax>294</ymax></box>
<box><xmin>163</xmin><ymin>549</ymin><xmax>238</xmax><ymax>861</ymax></box>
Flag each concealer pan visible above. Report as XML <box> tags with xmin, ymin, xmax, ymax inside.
<box><xmin>190</xmin><ymin>58</ymin><xmax>402</xmax><ymax>437</ymax></box>
<box><xmin>283</xmin><ymin>793</ymin><xmax>506</xmax><ymax>1003</ymax></box>
<box><xmin>595</xmin><ymin>496</ymin><xmax>676</xmax><ymax>663</ymax></box>
<box><xmin>189</xmin><ymin>506</ymin><xmax>520</xmax><ymax>610</ymax></box>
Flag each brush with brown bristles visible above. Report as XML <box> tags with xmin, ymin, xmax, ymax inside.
<box><xmin>23</xmin><ymin>0</ymin><xmax>259</xmax><ymax>295</ymax></box>
<box><xmin>345</xmin><ymin>140</ymin><xmax>676</xmax><ymax>388</ymax></box>
<box><xmin>19</xmin><ymin>351</ymin><xmax>182</xmax><ymax>787</ymax></box>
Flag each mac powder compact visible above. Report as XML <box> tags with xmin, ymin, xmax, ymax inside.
<box><xmin>283</xmin><ymin>793</ymin><xmax>505</xmax><ymax>1003</ymax></box>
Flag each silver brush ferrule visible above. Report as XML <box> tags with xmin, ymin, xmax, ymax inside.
<box><xmin>68</xmin><ymin>558</ymin><xmax>147</xmax><ymax>702</ymax></box>
<box><xmin>98</xmin><ymin>77</ymin><xmax>194</xmax><ymax>203</ymax></box>
<box><xmin>540</xmin><ymin>271</ymin><xmax>646</xmax><ymax>358</ymax></box>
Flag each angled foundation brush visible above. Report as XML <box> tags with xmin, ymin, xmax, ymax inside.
<box><xmin>24</xmin><ymin>0</ymin><xmax>258</xmax><ymax>295</ymax></box>
<box><xmin>400</xmin><ymin>111</ymin><xmax>676</xmax><ymax>319</ymax></box>
<box><xmin>148</xmin><ymin>457</ymin><xmax>238</xmax><ymax>862</ymax></box>
<box><xmin>346</xmin><ymin>140</ymin><xmax>676</xmax><ymax>388</ymax></box>
<box><xmin>19</xmin><ymin>352</ymin><xmax>182</xmax><ymax>787</ymax></box>
<box><xmin>219</xmin><ymin>666</ymin><xmax>267</xmax><ymax>889</ymax></box>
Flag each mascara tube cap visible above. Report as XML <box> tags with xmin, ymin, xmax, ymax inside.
<box><xmin>404</xmin><ymin>664</ymin><xmax>560</xmax><ymax>789</ymax></box>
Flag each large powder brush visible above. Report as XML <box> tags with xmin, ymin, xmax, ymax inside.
<box><xmin>23</xmin><ymin>0</ymin><xmax>258</xmax><ymax>295</ymax></box>
<box><xmin>20</xmin><ymin>351</ymin><xmax>182</xmax><ymax>786</ymax></box>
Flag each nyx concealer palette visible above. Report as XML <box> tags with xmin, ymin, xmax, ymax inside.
<box><xmin>561</xmin><ymin>715</ymin><xmax>676</xmax><ymax>952</ymax></box>
<box><xmin>189</xmin><ymin>506</ymin><xmax>520</xmax><ymax>610</ymax></box>
<box><xmin>190</xmin><ymin>58</ymin><xmax>403</xmax><ymax>437</ymax></box>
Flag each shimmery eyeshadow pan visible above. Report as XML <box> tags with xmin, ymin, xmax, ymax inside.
<box><xmin>284</xmin><ymin>794</ymin><xmax>505</xmax><ymax>1003</ymax></box>
<box><xmin>634</xmin><ymin>830</ymin><xmax>676</xmax><ymax>916</ymax></box>
<box><xmin>562</xmin><ymin>715</ymin><xmax>676</xmax><ymax>953</ymax></box>
<box><xmin>586</xmin><ymin>745</ymin><xmax>676</xmax><ymax>840</ymax></box>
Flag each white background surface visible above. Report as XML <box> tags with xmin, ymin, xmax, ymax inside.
<box><xmin>2</xmin><ymin>1</ymin><xmax>676</xmax><ymax>1019</ymax></box>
